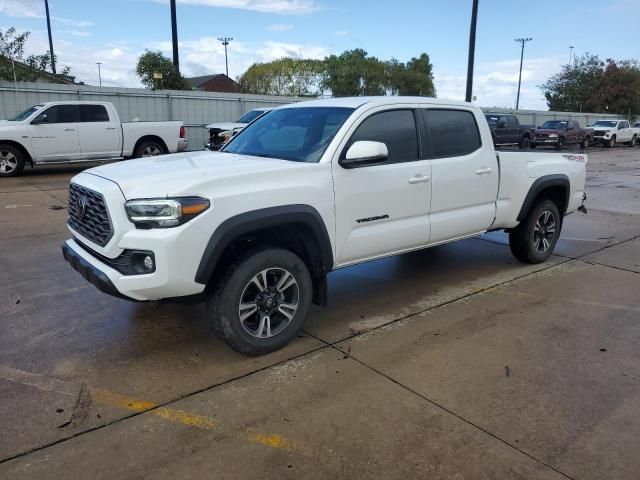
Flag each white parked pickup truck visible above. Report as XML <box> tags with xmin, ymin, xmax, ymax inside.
<box><xmin>591</xmin><ymin>119</ymin><xmax>639</xmax><ymax>147</ymax></box>
<box><xmin>0</xmin><ymin>101</ymin><xmax>188</xmax><ymax>177</ymax></box>
<box><xmin>62</xmin><ymin>97</ymin><xmax>587</xmax><ymax>355</ymax></box>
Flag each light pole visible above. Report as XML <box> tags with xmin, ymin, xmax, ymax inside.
<box><xmin>170</xmin><ymin>0</ymin><xmax>180</xmax><ymax>72</ymax></box>
<box><xmin>465</xmin><ymin>0</ymin><xmax>479</xmax><ymax>103</ymax></box>
<box><xmin>218</xmin><ymin>37</ymin><xmax>233</xmax><ymax>77</ymax></box>
<box><xmin>96</xmin><ymin>62</ymin><xmax>102</xmax><ymax>86</ymax></box>
<box><xmin>569</xmin><ymin>45</ymin><xmax>574</xmax><ymax>66</ymax></box>
<box><xmin>44</xmin><ymin>0</ymin><xmax>56</xmax><ymax>74</ymax></box>
<box><xmin>514</xmin><ymin>37</ymin><xmax>532</xmax><ymax>110</ymax></box>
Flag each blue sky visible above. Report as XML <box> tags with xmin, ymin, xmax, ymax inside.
<box><xmin>1</xmin><ymin>0</ymin><xmax>639</xmax><ymax>109</ymax></box>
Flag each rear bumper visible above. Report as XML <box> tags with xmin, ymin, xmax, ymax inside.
<box><xmin>62</xmin><ymin>242</ymin><xmax>138</xmax><ymax>301</ymax></box>
<box><xmin>177</xmin><ymin>139</ymin><xmax>188</xmax><ymax>152</ymax></box>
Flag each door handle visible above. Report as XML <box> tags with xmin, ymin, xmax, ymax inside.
<box><xmin>106</xmin><ymin>127</ymin><xmax>116</xmax><ymax>130</ymax></box>
<box><xmin>64</xmin><ymin>128</ymin><xmax>75</xmax><ymax>131</ymax></box>
<box><xmin>475</xmin><ymin>167</ymin><xmax>493</xmax><ymax>175</ymax></box>
<box><xmin>408</xmin><ymin>175</ymin><xmax>431</xmax><ymax>184</ymax></box>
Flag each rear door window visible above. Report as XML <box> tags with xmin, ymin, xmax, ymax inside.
<box><xmin>422</xmin><ymin>109</ymin><xmax>482</xmax><ymax>158</ymax></box>
<box><xmin>79</xmin><ymin>105</ymin><xmax>110</xmax><ymax>122</ymax></box>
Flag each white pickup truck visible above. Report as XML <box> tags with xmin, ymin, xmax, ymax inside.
<box><xmin>0</xmin><ymin>101</ymin><xmax>188</xmax><ymax>177</ymax></box>
<box><xmin>591</xmin><ymin>119</ymin><xmax>639</xmax><ymax>147</ymax></box>
<box><xmin>62</xmin><ymin>97</ymin><xmax>587</xmax><ymax>355</ymax></box>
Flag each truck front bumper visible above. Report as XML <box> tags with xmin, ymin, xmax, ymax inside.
<box><xmin>62</xmin><ymin>242</ymin><xmax>138</xmax><ymax>301</ymax></box>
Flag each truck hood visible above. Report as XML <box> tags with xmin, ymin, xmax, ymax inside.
<box><xmin>535</xmin><ymin>128</ymin><xmax>563</xmax><ymax>135</ymax></box>
<box><xmin>205</xmin><ymin>122</ymin><xmax>245</xmax><ymax>130</ymax></box>
<box><xmin>86</xmin><ymin>150</ymin><xmax>314</xmax><ymax>199</ymax></box>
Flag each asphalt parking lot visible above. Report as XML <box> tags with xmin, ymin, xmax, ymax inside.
<box><xmin>1</xmin><ymin>147</ymin><xmax>639</xmax><ymax>479</ymax></box>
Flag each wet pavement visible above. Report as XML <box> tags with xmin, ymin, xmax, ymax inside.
<box><xmin>1</xmin><ymin>149</ymin><xmax>639</xmax><ymax>479</ymax></box>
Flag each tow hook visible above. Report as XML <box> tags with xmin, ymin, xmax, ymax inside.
<box><xmin>578</xmin><ymin>192</ymin><xmax>588</xmax><ymax>214</ymax></box>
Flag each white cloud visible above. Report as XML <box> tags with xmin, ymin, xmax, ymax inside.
<box><xmin>435</xmin><ymin>56</ymin><xmax>564</xmax><ymax>110</ymax></box>
<box><xmin>334</xmin><ymin>30</ymin><xmax>348</xmax><ymax>37</ymax></box>
<box><xmin>267</xmin><ymin>23</ymin><xmax>293</xmax><ymax>32</ymax></box>
<box><xmin>154</xmin><ymin>0</ymin><xmax>317</xmax><ymax>14</ymax></box>
<box><xmin>0</xmin><ymin>0</ymin><xmax>93</xmax><ymax>28</ymax></box>
<box><xmin>60</xmin><ymin>30</ymin><xmax>91</xmax><ymax>37</ymax></box>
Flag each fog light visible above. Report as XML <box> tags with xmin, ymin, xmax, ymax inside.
<box><xmin>143</xmin><ymin>255</ymin><xmax>154</xmax><ymax>271</ymax></box>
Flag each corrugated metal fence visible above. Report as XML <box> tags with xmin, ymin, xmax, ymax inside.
<box><xmin>0</xmin><ymin>81</ymin><xmax>302</xmax><ymax>149</ymax></box>
<box><xmin>0</xmin><ymin>81</ymin><xmax>623</xmax><ymax>150</ymax></box>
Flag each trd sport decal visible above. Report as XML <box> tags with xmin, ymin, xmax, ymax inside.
<box><xmin>356</xmin><ymin>214</ymin><xmax>389</xmax><ymax>224</ymax></box>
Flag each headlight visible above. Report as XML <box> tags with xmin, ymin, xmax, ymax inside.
<box><xmin>548</xmin><ymin>134</ymin><xmax>558</xmax><ymax>138</ymax></box>
<box><xmin>125</xmin><ymin>197</ymin><xmax>210</xmax><ymax>228</ymax></box>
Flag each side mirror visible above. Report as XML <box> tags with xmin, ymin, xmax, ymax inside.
<box><xmin>497</xmin><ymin>121</ymin><xmax>506</xmax><ymax>128</ymax></box>
<box><xmin>341</xmin><ymin>141</ymin><xmax>388</xmax><ymax>168</ymax></box>
<box><xmin>31</xmin><ymin>114</ymin><xmax>47</xmax><ymax>125</ymax></box>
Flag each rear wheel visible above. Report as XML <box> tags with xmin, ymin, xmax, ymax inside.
<box><xmin>0</xmin><ymin>144</ymin><xmax>25</xmax><ymax>177</ymax></box>
<box><xmin>509</xmin><ymin>199</ymin><xmax>561</xmax><ymax>264</ymax></box>
<box><xmin>206</xmin><ymin>247</ymin><xmax>312</xmax><ymax>355</ymax></box>
<box><xmin>133</xmin><ymin>140</ymin><xmax>167</xmax><ymax>158</ymax></box>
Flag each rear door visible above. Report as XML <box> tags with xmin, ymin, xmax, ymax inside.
<box><xmin>28</xmin><ymin>104</ymin><xmax>80</xmax><ymax>161</ymax></box>
<box><xmin>505</xmin><ymin>115</ymin><xmax>520</xmax><ymax>143</ymax></box>
<box><xmin>332</xmin><ymin>108</ymin><xmax>432</xmax><ymax>266</ymax></box>
<box><xmin>77</xmin><ymin>104</ymin><xmax>122</xmax><ymax>158</ymax></box>
<box><xmin>421</xmin><ymin>108</ymin><xmax>499</xmax><ymax>244</ymax></box>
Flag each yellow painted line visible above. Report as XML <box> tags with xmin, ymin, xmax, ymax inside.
<box><xmin>0</xmin><ymin>365</ymin><xmax>298</xmax><ymax>452</ymax></box>
<box><xmin>250</xmin><ymin>433</ymin><xmax>294</xmax><ymax>451</ymax></box>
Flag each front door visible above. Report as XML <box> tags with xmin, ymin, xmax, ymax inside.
<box><xmin>28</xmin><ymin>104</ymin><xmax>81</xmax><ymax>161</ymax></box>
<box><xmin>421</xmin><ymin>108</ymin><xmax>499</xmax><ymax>244</ymax></box>
<box><xmin>332</xmin><ymin>108</ymin><xmax>431</xmax><ymax>266</ymax></box>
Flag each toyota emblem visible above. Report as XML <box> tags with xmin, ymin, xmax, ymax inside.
<box><xmin>76</xmin><ymin>194</ymin><xmax>88</xmax><ymax>220</ymax></box>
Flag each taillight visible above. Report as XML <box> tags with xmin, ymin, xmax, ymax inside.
<box><xmin>180</xmin><ymin>126</ymin><xmax>186</xmax><ymax>138</ymax></box>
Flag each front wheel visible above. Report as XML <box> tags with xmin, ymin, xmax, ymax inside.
<box><xmin>606</xmin><ymin>136</ymin><xmax>616</xmax><ymax>148</ymax></box>
<box><xmin>509</xmin><ymin>200</ymin><xmax>561</xmax><ymax>264</ymax></box>
<box><xmin>555</xmin><ymin>137</ymin><xmax>565</xmax><ymax>150</ymax></box>
<box><xmin>580</xmin><ymin>136</ymin><xmax>590</xmax><ymax>149</ymax></box>
<box><xmin>0</xmin><ymin>144</ymin><xmax>26</xmax><ymax>177</ymax></box>
<box><xmin>206</xmin><ymin>247</ymin><xmax>313</xmax><ymax>355</ymax></box>
<box><xmin>519</xmin><ymin>136</ymin><xmax>531</xmax><ymax>149</ymax></box>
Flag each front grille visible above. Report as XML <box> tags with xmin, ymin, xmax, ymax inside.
<box><xmin>594</xmin><ymin>130</ymin><xmax>606</xmax><ymax>136</ymax></box>
<box><xmin>536</xmin><ymin>133</ymin><xmax>549</xmax><ymax>138</ymax></box>
<box><xmin>67</xmin><ymin>183</ymin><xmax>113</xmax><ymax>247</ymax></box>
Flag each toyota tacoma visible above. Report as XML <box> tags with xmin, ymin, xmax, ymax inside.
<box><xmin>62</xmin><ymin>97</ymin><xmax>587</xmax><ymax>355</ymax></box>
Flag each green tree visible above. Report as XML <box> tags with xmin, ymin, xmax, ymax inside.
<box><xmin>0</xmin><ymin>27</ymin><xmax>70</xmax><ymax>81</ymax></box>
<box><xmin>323</xmin><ymin>49</ymin><xmax>387</xmax><ymax>96</ymax></box>
<box><xmin>541</xmin><ymin>53</ymin><xmax>640</xmax><ymax>116</ymax></box>
<box><xmin>136</xmin><ymin>50</ymin><xmax>190</xmax><ymax>90</ymax></box>
<box><xmin>388</xmin><ymin>53</ymin><xmax>435</xmax><ymax>96</ymax></box>
<box><xmin>239</xmin><ymin>58</ymin><xmax>324</xmax><ymax>96</ymax></box>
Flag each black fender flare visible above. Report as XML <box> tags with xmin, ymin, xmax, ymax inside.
<box><xmin>516</xmin><ymin>174</ymin><xmax>570</xmax><ymax>221</ymax></box>
<box><xmin>195</xmin><ymin>204</ymin><xmax>333</xmax><ymax>285</ymax></box>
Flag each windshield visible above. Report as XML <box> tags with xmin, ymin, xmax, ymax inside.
<box><xmin>223</xmin><ymin>107</ymin><xmax>355</xmax><ymax>163</ymax></box>
<box><xmin>541</xmin><ymin>120</ymin><xmax>568</xmax><ymax>129</ymax></box>
<box><xmin>9</xmin><ymin>104</ymin><xmax>44</xmax><ymax>121</ymax></box>
<box><xmin>485</xmin><ymin>115</ymin><xmax>500</xmax><ymax>126</ymax></box>
<box><xmin>593</xmin><ymin>121</ymin><xmax>617</xmax><ymax>127</ymax></box>
<box><xmin>237</xmin><ymin>109</ymin><xmax>267</xmax><ymax>124</ymax></box>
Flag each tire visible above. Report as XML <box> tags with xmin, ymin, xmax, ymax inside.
<box><xmin>519</xmin><ymin>136</ymin><xmax>531</xmax><ymax>149</ymax></box>
<box><xmin>580</xmin><ymin>136</ymin><xmax>590</xmax><ymax>149</ymax></box>
<box><xmin>0</xmin><ymin>144</ymin><xmax>26</xmax><ymax>177</ymax></box>
<box><xmin>555</xmin><ymin>137</ymin><xmax>565</xmax><ymax>150</ymax></box>
<box><xmin>206</xmin><ymin>247</ymin><xmax>313</xmax><ymax>356</ymax></box>
<box><xmin>133</xmin><ymin>139</ymin><xmax>167</xmax><ymax>158</ymax></box>
<box><xmin>630</xmin><ymin>135</ymin><xmax>638</xmax><ymax>147</ymax></box>
<box><xmin>509</xmin><ymin>199</ymin><xmax>561</xmax><ymax>264</ymax></box>
<box><xmin>606</xmin><ymin>135</ymin><xmax>616</xmax><ymax>148</ymax></box>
